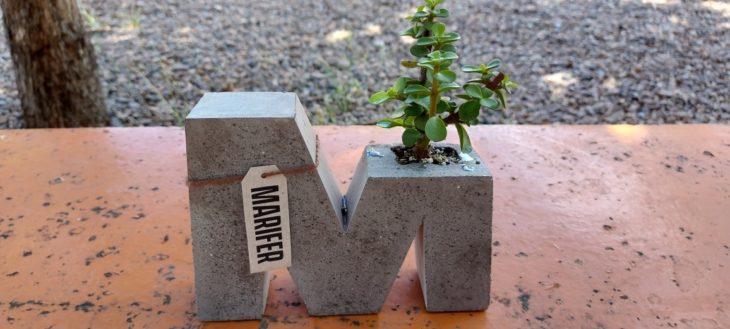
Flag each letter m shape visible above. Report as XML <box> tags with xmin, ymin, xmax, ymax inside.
<box><xmin>186</xmin><ymin>93</ymin><xmax>492</xmax><ymax>321</ymax></box>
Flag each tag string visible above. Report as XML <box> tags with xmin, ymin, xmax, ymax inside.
<box><xmin>186</xmin><ymin>135</ymin><xmax>320</xmax><ymax>189</ymax></box>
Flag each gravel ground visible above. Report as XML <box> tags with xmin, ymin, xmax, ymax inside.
<box><xmin>0</xmin><ymin>0</ymin><xmax>728</xmax><ymax>128</ymax></box>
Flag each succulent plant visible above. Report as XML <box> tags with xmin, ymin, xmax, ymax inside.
<box><xmin>369</xmin><ymin>0</ymin><xmax>518</xmax><ymax>159</ymax></box>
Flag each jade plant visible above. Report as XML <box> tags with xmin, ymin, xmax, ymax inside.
<box><xmin>369</xmin><ymin>0</ymin><xmax>518</xmax><ymax>160</ymax></box>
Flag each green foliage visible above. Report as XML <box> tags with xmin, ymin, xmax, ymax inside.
<box><xmin>317</xmin><ymin>40</ymin><xmax>369</xmax><ymax>124</ymax></box>
<box><xmin>402</xmin><ymin>128</ymin><xmax>423</xmax><ymax>147</ymax></box>
<box><xmin>80</xmin><ymin>9</ymin><xmax>102</xmax><ymax>31</ymax></box>
<box><xmin>369</xmin><ymin>0</ymin><xmax>518</xmax><ymax>158</ymax></box>
<box><xmin>425</xmin><ymin>116</ymin><xmax>447</xmax><ymax>141</ymax></box>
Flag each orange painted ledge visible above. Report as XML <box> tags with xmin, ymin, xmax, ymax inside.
<box><xmin>0</xmin><ymin>125</ymin><xmax>729</xmax><ymax>329</ymax></box>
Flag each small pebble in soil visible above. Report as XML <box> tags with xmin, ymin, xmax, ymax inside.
<box><xmin>366</xmin><ymin>148</ymin><xmax>384</xmax><ymax>158</ymax></box>
<box><xmin>458</xmin><ymin>152</ymin><xmax>475</xmax><ymax>162</ymax></box>
<box><xmin>391</xmin><ymin>145</ymin><xmax>461</xmax><ymax>165</ymax></box>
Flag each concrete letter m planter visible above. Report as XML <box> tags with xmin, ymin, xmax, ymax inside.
<box><xmin>186</xmin><ymin>92</ymin><xmax>492</xmax><ymax>320</ymax></box>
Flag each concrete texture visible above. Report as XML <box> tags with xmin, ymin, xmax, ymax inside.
<box><xmin>0</xmin><ymin>125</ymin><xmax>729</xmax><ymax>328</ymax></box>
<box><xmin>186</xmin><ymin>93</ymin><xmax>492</xmax><ymax>317</ymax></box>
<box><xmin>185</xmin><ymin>92</ymin><xmax>341</xmax><ymax>320</ymax></box>
<box><xmin>349</xmin><ymin>144</ymin><xmax>493</xmax><ymax>313</ymax></box>
<box><xmin>290</xmin><ymin>146</ymin><xmax>425</xmax><ymax>316</ymax></box>
<box><xmin>277</xmin><ymin>143</ymin><xmax>491</xmax><ymax>316</ymax></box>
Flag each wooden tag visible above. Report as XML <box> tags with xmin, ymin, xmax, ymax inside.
<box><xmin>241</xmin><ymin>165</ymin><xmax>291</xmax><ymax>274</ymax></box>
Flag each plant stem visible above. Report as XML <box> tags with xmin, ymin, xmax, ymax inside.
<box><xmin>428</xmin><ymin>66</ymin><xmax>440</xmax><ymax>117</ymax></box>
<box><xmin>415</xmin><ymin>134</ymin><xmax>430</xmax><ymax>158</ymax></box>
<box><xmin>419</xmin><ymin>31</ymin><xmax>431</xmax><ymax>85</ymax></box>
<box><xmin>414</xmin><ymin>12</ymin><xmax>437</xmax><ymax>160</ymax></box>
<box><xmin>414</xmin><ymin>65</ymin><xmax>442</xmax><ymax>159</ymax></box>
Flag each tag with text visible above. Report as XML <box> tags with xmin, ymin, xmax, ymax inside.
<box><xmin>241</xmin><ymin>165</ymin><xmax>291</xmax><ymax>274</ymax></box>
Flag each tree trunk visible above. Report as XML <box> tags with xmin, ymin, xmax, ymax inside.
<box><xmin>0</xmin><ymin>0</ymin><xmax>108</xmax><ymax>128</ymax></box>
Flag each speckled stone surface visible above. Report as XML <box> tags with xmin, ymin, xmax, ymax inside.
<box><xmin>0</xmin><ymin>125</ymin><xmax>728</xmax><ymax>328</ymax></box>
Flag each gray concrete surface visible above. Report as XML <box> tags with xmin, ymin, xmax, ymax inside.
<box><xmin>360</xmin><ymin>144</ymin><xmax>494</xmax><ymax>312</ymax></box>
<box><xmin>185</xmin><ymin>92</ymin><xmax>338</xmax><ymax>320</ymax></box>
<box><xmin>186</xmin><ymin>92</ymin><xmax>493</xmax><ymax>318</ymax></box>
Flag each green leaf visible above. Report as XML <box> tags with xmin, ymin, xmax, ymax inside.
<box><xmin>404</xmin><ymin>85</ymin><xmax>430</xmax><ymax>97</ymax></box>
<box><xmin>416</xmin><ymin>37</ymin><xmax>437</xmax><ymax>46</ymax></box>
<box><xmin>455</xmin><ymin>123</ymin><xmax>473</xmax><ymax>153</ymax></box>
<box><xmin>462</xmin><ymin>65</ymin><xmax>482</xmax><ymax>73</ymax></box>
<box><xmin>441</xmin><ymin>51</ymin><xmax>458</xmax><ymax>60</ymax></box>
<box><xmin>435</xmin><ymin>70</ymin><xmax>456</xmax><ymax>83</ymax></box>
<box><xmin>439</xmin><ymin>32</ymin><xmax>461</xmax><ymax>43</ymax></box>
<box><xmin>480</xmin><ymin>98</ymin><xmax>501</xmax><ymax>110</ymax></box>
<box><xmin>404</xmin><ymin>104</ymin><xmax>424</xmax><ymax>116</ymax></box>
<box><xmin>410</xmin><ymin>45</ymin><xmax>430</xmax><ymax>57</ymax></box>
<box><xmin>431</xmin><ymin>22</ymin><xmax>446</xmax><ymax>36</ymax></box>
<box><xmin>412</xmin><ymin>96</ymin><xmax>431</xmax><ymax>109</ymax></box>
<box><xmin>386</xmin><ymin>88</ymin><xmax>397</xmax><ymax>98</ymax></box>
<box><xmin>393</xmin><ymin>77</ymin><xmax>409</xmax><ymax>93</ymax></box>
<box><xmin>464</xmin><ymin>84</ymin><xmax>495</xmax><ymax>99</ymax></box>
<box><xmin>464</xmin><ymin>84</ymin><xmax>482</xmax><ymax>99</ymax></box>
<box><xmin>441</xmin><ymin>60</ymin><xmax>455</xmax><ymax>68</ymax></box>
<box><xmin>401</xmin><ymin>60</ymin><xmax>418</xmax><ymax>68</ymax></box>
<box><xmin>391</xmin><ymin>106</ymin><xmax>406</xmax><ymax>118</ymax></box>
<box><xmin>417</xmin><ymin>61</ymin><xmax>435</xmax><ymax>71</ymax></box>
<box><xmin>414</xmin><ymin>10</ymin><xmax>430</xmax><ymax>18</ymax></box>
<box><xmin>481</xmin><ymin>88</ymin><xmax>495</xmax><ymax>98</ymax></box>
<box><xmin>414</xmin><ymin>114</ymin><xmax>429</xmax><ymax>131</ymax></box>
<box><xmin>459</xmin><ymin>100</ymin><xmax>481</xmax><ymax>121</ymax></box>
<box><xmin>436</xmin><ymin>100</ymin><xmax>450</xmax><ymax>113</ymax></box>
<box><xmin>400</xmin><ymin>27</ymin><xmax>416</xmax><ymax>37</ymax></box>
<box><xmin>404</xmin><ymin>115</ymin><xmax>416</xmax><ymax>126</ymax></box>
<box><xmin>486</xmin><ymin>58</ymin><xmax>502</xmax><ymax>70</ymax></box>
<box><xmin>376</xmin><ymin>118</ymin><xmax>403</xmax><ymax>128</ymax></box>
<box><xmin>433</xmin><ymin>8</ymin><xmax>449</xmax><ymax>17</ymax></box>
<box><xmin>427</xmin><ymin>50</ymin><xmax>450</xmax><ymax>61</ymax></box>
<box><xmin>426</xmin><ymin>52</ymin><xmax>440</xmax><ymax>61</ymax></box>
<box><xmin>459</xmin><ymin>100</ymin><xmax>482</xmax><ymax>122</ymax></box>
<box><xmin>425</xmin><ymin>116</ymin><xmax>447</xmax><ymax>142</ymax></box>
<box><xmin>440</xmin><ymin>44</ymin><xmax>457</xmax><ymax>53</ymax></box>
<box><xmin>402</xmin><ymin>128</ymin><xmax>423</xmax><ymax>147</ymax></box>
<box><xmin>426</xmin><ymin>0</ymin><xmax>444</xmax><ymax>7</ymax></box>
<box><xmin>439</xmin><ymin>82</ymin><xmax>461</xmax><ymax>93</ymax></box>
<box><xmin>496</xmin><ymin>90</ymin><xmax>508</xmax><ymax>109</ymax></box>
<box><xmin>416</xmin><ymin>25</ymin><xmax>427</xmax><ymax>37</ymax></box>
<box><xmin>369</xmin><ymin>91</ymin><xmax>391</xmax><ymax>105</ymax></box>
